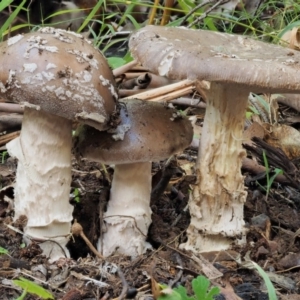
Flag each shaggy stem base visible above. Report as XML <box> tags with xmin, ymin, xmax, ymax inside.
<box><xmin>7</xmin><ymin>107</ymin><xmax>73</xmax><ymax>261</ymax></box>
<box><xmin>182</xmin><ymin>83</ymin><xmax>248</xmax><ymax>252</ymax></box>
<box><xmin>98</xmin><ymin>162</ymin><xmax>152</xmax><ymax>257</ymax></box>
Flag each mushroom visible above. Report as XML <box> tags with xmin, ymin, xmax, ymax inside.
<box><xmin>2</xmin><ymin>27</ymin><xmax>117</xmax><ymax>260</ymax></box>
<box><xmin>73</xmin><ymin>99</ymin><xmax>193</xmax><ymax>257</ymax></box>
<box><xmin>129</xmin><ymin>26</ymin><xmax>300</xmax><ymax>252</ymax></box>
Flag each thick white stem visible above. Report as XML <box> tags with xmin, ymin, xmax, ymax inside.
<box><xmin>98</xmin><ymin>162</ymin><xmax>152</xmax><ymax>257</ymax></box>
<box><xmin>182</xmin><ymin>83</ymin><xmax>248</xmax><ymax>252</ymax></box>
<box><xmin>7</xmin><ymin>107</ymin><xmax>73</xmax><ymax>261</ymax></box>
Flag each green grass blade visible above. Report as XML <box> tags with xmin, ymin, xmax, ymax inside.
<box><xmin>251</xmin><ymin>262</ymin><xmax>278</xmax><ymax>300</ymax></box>
<box><xmin>77</xmin><ymin>0</ymin><xmax>105</xmax><ymax>33</ymax></box>
<box><xmin>0</xmin><ymin>0</ymin><xmax>27</xmax><ymax>39</ymax></box>
<box><xmin>13</xmin><ymin>277</ymin><xmax>54</xmax><ymax>300</ymax></box>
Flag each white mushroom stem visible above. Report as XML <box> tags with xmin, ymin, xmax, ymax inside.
<box><xmin>181</xmin><ymin>82</ymin><xmax>248</xmax><ymax>252</ymax></box>
<box><xmin>98</xmin><ymin>162</ymin><xmax>152</xmax><ymax>257</ymax></box>
<box><xmin>7</xmin><ymin>107</ymin><xmax>73</xmax><ymax>261</ymax></box>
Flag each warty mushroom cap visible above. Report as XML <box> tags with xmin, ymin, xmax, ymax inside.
<box><xmin>0</xmin><ymin>27</ymin><xmax>117</xmax><ymax>130</ymax></box>
<box><xmin>129</xmin><ymin>25</ymin><xmax>300</xmax><ymax>93</ymax></box>
<box><xmin>74</xmin><ymin>98</ymin><xmax>193</xmax><ymax>164</ymax></box>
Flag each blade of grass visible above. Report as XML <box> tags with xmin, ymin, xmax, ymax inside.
<box><xmin>77</xmin><ymin>0</ymin><xmax>105</xmax><ymax>33</ymax></box>
<box><xmin>0</xmin><ymin>0</ymin><xmax>27</xmax><ymax>39</ymax></box>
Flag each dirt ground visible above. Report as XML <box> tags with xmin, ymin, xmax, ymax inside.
<box><xmin>1</xmin><ymin>128</ymin><xmax>300</xmax><ymax>300</ymax></box>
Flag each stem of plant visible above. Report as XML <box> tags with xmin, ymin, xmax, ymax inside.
<box><xmin>71</xmin><ymin>220</ymin><xmax>104</xmax><ymax>260</ymax></box>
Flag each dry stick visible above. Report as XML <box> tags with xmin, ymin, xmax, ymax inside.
<box><xmin>188</xmin><ymin>0</ymin><xmax>230</xmax><ymax>28</ymax></box>
<box><xmin>179</xmin><ymin>0</ymin><xmax>218</xmax><ymax>25</ymax></box>
<box><xmin>0</xmin><ymin>131</ymin><xmax>20</xmax><ymax>147</ymax></box>
<box><xmin>0</xmin><ymin>103</ymin><xmax>23</xmax><ymax>113</ymax></box>
<box><xmin>113</xmin><ymin>268</ymin><xmax>129</xmax><ymax>300</ymax></box>
<box><xmin>171</xmin><ymin>97</ymin><xmax>207</xmax><ymax>108</ymax></box>
<box><xmin>71</xmin><ymin>219</ymin><xmax>104</xmax><ymax>260</ymax></box>
<box><xmin>146</xmin><ymin>86</ymin><xmax>193</xmax><ymax>102</ymax></box>
<box><xmin>121</xmin><ymin>79</ymin><xmax>195</xmax><ymax>101</ymax></box>
<box><xmin>160</xmin><ymin>0</ymin><xmax>174</xmax><ymax>25</ymax></box>
<box><xmin>148</xmin><ymin>0</ymin><xmax>160</xmax><ymax>25</ymax></box>
<box><xmin>113</xmin><ymin>59</ymin><xmax>138</xmax><ymax>77</ymax></box>
<box><xmin>119</xmin><ymin>89</ymin><xmax>153</xmax><ymax>97</ymax></box>
<box><xmin>123</xmin><ymin>72</ymin><xmax>149</xmax><ymax>79</ymax></box>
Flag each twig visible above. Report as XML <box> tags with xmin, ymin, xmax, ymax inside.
<box><xmin>121</xmin><ymin>79</ymin><xmax>195</xmax><ymax>101</ymax></box>
<box><xmin>0</xmin><ymin>103</ymin><xmax>24</xmax><ymax>113</ymax></box>
<box><xmin>180</xmin><ymin>0</ymin><xmax>218</xmax><ymax>25</ymax></box>
<box><xmin>113</xmin><ymin>60</ymin><xmax>138</xmax><ymax>77</ymax></box>
<box><xmin>160</xmin><ymin>0</ymin><xmax>174</xmax><ymax>25</ymax></box>
<box><xmin>113</xmin><ymin>268</ymin><xmax>129</xmax><ymax>300</ymax></box>
<box><xmin>0</xmin><ymin>131</ymin><xmax>20</xmax><ymax>147</ymax></box>
<box><xmin>188</xmin><ymin>0</ymin><xmax>230</xmax><ymax>28</ymax></box>
<box><xmin>148</xmin><ymin>0</ymin><xmax>160</xmax><ymax>25</ymax></box>
<box><xmin>169</xmin><ymin>254</ymin><xmax>183</xmax><ymax>288</ymax></box>
<box><xmin>71</xmin><ymin>220</ymin><xmax>104</xmax><ymax>259</ymax></box>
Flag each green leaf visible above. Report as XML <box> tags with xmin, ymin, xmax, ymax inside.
<box><xmin>13</xmin><ymin>277</ymin><xmax>54</xmax><ymax>300</ymax></box>
<box><xmin>0</xmin><ymin>0</ymin><xmax>13</xmax><ymax>12</ymax></box>
<box><xmin>174</xmin><ymin>285</ymin><xmax>194</xmax><ymax>300</ymax></box>
<box><xmin>15</xmin><ymin>289</ymin><xmax>27</xmax><ymax>300</ymax></box>
<box><xmin>107</xmin><ymin>57</ymin><xmax>126</xmax><ymax>69</ymax></box>
<box><xmin>192</xmin><ymin>276</ymin><xmax>210</xmax><ymax>300</ymax></box>
<box><xmin>192</xmin><ymin>276</ymin><xmax>220</xmax><ymax>300</ymax></box>
<box><xmin>122</xmin><ymin>51</ymin><xmax>134</xmax><ymax>64</ymax></box>
<box><xmin>0</xmin><ymin>246</ymin><xmax>8</xmax><ymax>254</ymax></box>
<box><xmin>158</xmin><ymin>287</ymin><xmax>182</xmax><ymax>300</ymax></box>
<box><xmin>205</xmin><ymin>286</ymin><xmax>221</xmax><ymax>300</ymax></box>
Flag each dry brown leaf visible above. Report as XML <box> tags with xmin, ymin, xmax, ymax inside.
<box><xmin>280</xmin><ymin>26</ymin><xmax>300</xmax><ymax>50</ymax></box>
<box><xmin>243</xmin><ymin>122</ymin><xmax>265</xmax><ymax>146</ymax></box>
<box><xmin>265</xmin><ymin>124</ymin><xmax>300</xmax><ymax>159</ymax></box>
<box><xmin>150</xmin><ymin>276</ymin><xmax>161</xmax><ymax>300</ymax></box>
<box><xmin>273</xmin><ymin>93</ymin><xmax>300</xmax><ymax>112</ymax></box>
<box><xmin>220</xmin><ymin>276</ymin><xmax>243</xmax><ymax>300</ymax></box>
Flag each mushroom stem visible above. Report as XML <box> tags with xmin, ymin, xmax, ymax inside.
<box><xmin>98</xmin><ymin>162</ymin><xmax>152</xmax><ymax>257</ymax></box>
<box><xmin>182</xmin><ymin>82</ymin><xmax>248</xmax><ymax>252</ymax></box>
<box><xmin>7</xmin><ymin>107</ymin><xmax>73</xmax><ymax>260</ymax></box>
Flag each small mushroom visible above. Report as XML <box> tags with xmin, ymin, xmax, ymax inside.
<box><xmin>1</xmin><ymin>27</ymin><xmax>117</xmax><ymax>260</ymax></box>
<box><xmin>74</xmin><ymin>99</ymin><xmax>193</xmax><ymax>257</ymax></box>
<box><xmin>129</xmin><ymin>26</ymin><xmax>300</xmax><ymax>252</ymax></box>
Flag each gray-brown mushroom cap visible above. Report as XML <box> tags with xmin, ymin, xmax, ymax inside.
<box><xmin>0</xmin><ymin>27</ymin><xmax>117</xmax><ymax>130</ymax></box>
<box><xmin>129</xmin><ymin>26</ymin><xmax>300</xmax><ymax>93</ymax></box>
<box><xmin>74</xmin><ymin>99</ymin><xmax>193</xmax><ymax>164</ymax></box>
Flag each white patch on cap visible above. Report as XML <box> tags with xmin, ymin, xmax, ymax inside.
<box><xmin>42</xmin><ymin>71</ymin><xmax>55</xmax><ymax>81</ymax></box>
<box><xmin>7</xmin><ymin>34</ymin><xmax>24</xmax><ymax>46</ymax></box>
<box><xmin>158</xmin><ymin>50</ymin><xmax>179</xmax><ymax>77</ymax></box>
<box><xmin>23</xmin><ymin>63</ymin><xmax>38</xmax><ymax>73</ymax></box>
<box><xmin>46</xmin><ymin>85</ymin><xmax>56</xmax><ymax>92</ymax></box>
<box><xmin>46</xmin><ymin>63</ymin><xmax>57</xmax><ymax>70</ymax></box>
<box><xmin>99</xmin><ymin>75</ymin><xmax>109</xmax><ymax>86</ymax></box>
<box><xmin>108</xmin><ymin>124</ymin><xmax>131</xmax><ymax>141</ymax></box>
<box><xmin>73</xmin><ymin>94</ymin><xmax>84</xmax><ymax>102</ymax></box>
<box><xmin>0</xmin><ymin>82</ymin><xmax>7</xmax><ymax>93</ymax></box>
<box><xmin>66</xmin><ymin>90</ymin><xmax>72</xmax><ymax>98</ymax></box>
<box><xmin>66</xmin><ymin>49</ymin><xmax>98</xmax><ymax>69</ymax></box>
<box><xmin>55</xmin><ymin>86</ymin><xmax>65</xmax><ymax>97</ymax></box>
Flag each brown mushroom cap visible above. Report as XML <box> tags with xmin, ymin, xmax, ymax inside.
<box><xmin>0</xmin><ymin>27</ymin><xmax>117</xmax><ymax>130</ymax></box>
<box><xmin>74</xmin><ymin>99</ymin><xmax>193</xmax><ymax>164</ymax></box>
<box><xmin>129</xmin><ymin>26</ymin><xmax>300</xmax><ymax>93</ymax></box>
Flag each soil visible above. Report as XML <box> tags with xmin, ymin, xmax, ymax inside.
<box><xmin>1</xmin><ymin>135</ymin><xmax>300</xmax><ymax>300</ymax></box>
